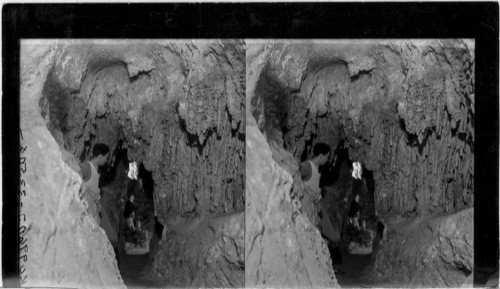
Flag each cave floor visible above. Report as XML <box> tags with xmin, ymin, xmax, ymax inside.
<box><xmin>335</xmin><ymin>252</ymin><xmax>396</xmax><ymax>288</ymax></box>
<box><xmin>117</xmin><ymin>229</ymin><xmax>169</xmax><ymax>289</ymax></box>
<box><xmin>118</xmin><ymin>252</ymin><xmax>163</xmax><ymax>289</ymax></box>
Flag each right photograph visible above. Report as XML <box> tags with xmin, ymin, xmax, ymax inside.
<box><xmin>245</xmin><ymin>40</ymin><xmax>474</xmax><ymax>288</ymax></box>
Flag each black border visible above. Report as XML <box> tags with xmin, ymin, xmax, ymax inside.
<box><xmin>3</xmin><ymin>2</ymin><xmax>499</xmax><ymax>287</ymax></box>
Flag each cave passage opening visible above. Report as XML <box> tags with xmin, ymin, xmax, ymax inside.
<box><xmin>101</xmin><ymin>142</ymin><xmax>163</xmax><ymax>287</ymax></box>
<box><xmin>31</xmin><ymin>41</ymin><xmax>247</xmax><ymax>288</ymax></box>
<box><xmin>318</xmin><ymin>141</ymin><xmax>382</xmax><ymax>287</ymax></box>
<box><xmin>247</xmin><ymin>40</ymin><xmax>476</xmax><ymax>288</ymax></box>
<box><xmin>252</xmin><ymin>60</ymin><xmax>386</xmax><ymax>285</ymax></box>
<box><xmin>39</xmin><ymin>65</ymin><xmax>165</xmax><ymax>288</ymax></box>
<box><xmin>252</xmin><ymin>62</ymin><xmax>385</xmax><ymax>285</ymax></box>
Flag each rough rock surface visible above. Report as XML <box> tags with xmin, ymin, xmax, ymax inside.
<box><xmin>150</xmin><ymin>213</ymin><xmax>244</xmax><ymax>287</ymax></box>
<box><xmin>374</xmin><ymin>208</ymin><xmax>473</xmax><ymax>287</ymax></box>
<box><xmin>24</xmin><ymin>40</ymin><xmax>245</xmax><ymax>287</ymax></box>
<box><xmin>21</xmin><ymin>43</ymin><xmax>125</xmax><ymax>288</ymax></box>
<box><xmin>248</xmin><ymin>40</ymin><xmax>474</xmax><ymax>287</ymax></box>
<box><xmin>43</xmin><ymin>40</ymin><xmax>245</xmax><ymax>221</ymax></box>
<box><xmin>246</xmin><ymin>43</ymin><xmax>339</xmax><ymax>287</ymax></box>
<box><xmin>252</xmin><ymin>40</ymin><xmax>474</xmax><ymax>220</ymax></box>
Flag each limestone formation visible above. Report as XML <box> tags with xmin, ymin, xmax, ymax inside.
<box><xmin>21</xmin><ymin>40</ymin><xmax>245</xmax><ymax>287</ymax></box>
<box><xmin>151</xmin><ymin>212</ymin><xmax>244</xmax><ymax>287</ymax></box>
<box><xmin>248</xmin><ymin>39</ymin><xmax>474</xmax><ymax>287</ymax></box>
<box><xmin>253</xmin><ymin>40</ymin><xmax>474</xmax><ymax>220</ymax></box>
<box><xmin>374</xmin><ymin>208</ymin><xmax>473</xmax><ymax>287</ymax></box>
<box><xmin>246</xmin><ymin>42</ymin><xmax>339</xmax><ymax>287</ymax></box>
<box><xmin>42</xmin><ymin>40</ymin><xmax>245</xmax><ymax>221</ymax></box>
<box><xmin>21</xmin><ymin>42</ymin><xmax>125</xmax><ymax>289</ymax></box>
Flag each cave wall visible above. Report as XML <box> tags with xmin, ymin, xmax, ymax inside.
<box><xmin>23</xmin><ymin>40</ymin><xmax>245</xmax><ymax>287</ymax></box>
<box><xmin>44</xmin><ymin>40</ymin><xmax>245</xmax><ymax>222</ymax></box>
<box><xmin>151</xmin><ymin>212</ymin><xmax>244</xmax><ymax>287</ymax></box>
<box><xmin>246</xmin><ymin>41</ymin><xmax>339</xmax><ymax>287</ymax></box>
<box><xmin>255</xmin><ymin>40</ymin><xmax>474</xmax><ymax>220</ymax></box>
<box><xmin>374</xmin><ymin>208</ymin><xmax>473</xmax><ymax>287</ymax></box>
<box><xmin>20</xmin><ymin>39</ymin><xmax>475</xmax><ymax>288</ymax></box>
<box><xmin>21</xmin><ymin>42</ymin><xmax>125</xmax><ymax>288</ymax></box>
<box><xmin>249</xmin><ymin>39</ymin><xmax>474</xmax><ymax>287</ymax></box>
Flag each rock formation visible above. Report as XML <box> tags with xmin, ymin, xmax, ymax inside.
<box><xmin>151</xmin><ymin>212</ymin><xmax>244</xmax><ymax>287</ymax></box>
<box><xmin>21</xmin><ymin>42</ymin><xmax>125</xmax><ymax>289</ymax></box>
<box><xmin>247</xmin><ymin>39</ymin><xmax>474</xmax><ymax>287</ymax></box>
<box><xmin>21</xmin><ymin>40</ymin><xmax>245</xmax><ymax>287</ymax></box>
<box><xmin>246</xmin><ymin>41</ymin><xmax>339</xmax><ymax>287</ymax></box>
<box><xmin>375</xmin><ymin>208</ymin><xmax>473</xmax><ymax>287</ymax></box>
<box><xmin>19</xmin><ymin>38</ymin><xmax>475</xmax><ymax>288</ymax></box>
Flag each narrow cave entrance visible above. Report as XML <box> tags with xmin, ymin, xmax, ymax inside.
<box><xmin>98</xmin><ymin>142</ymin><xmax>162</xmax><ymax>287</ymax></box>
<box><xmin>114</xmin><ymin>160</ymin><xmax>161</xmax><ymax>288</ymax></box>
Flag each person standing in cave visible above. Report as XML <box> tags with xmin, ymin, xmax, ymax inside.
<box><xmin>124</xmin><ymin>179</ymin><xmax>141</xmax><ymax>221</ymax></box>
<box><xmin>347</xmin><ymin>193</ymin><xmax>371</xmax><ymax>249</ymax></box>
<box><xmin>299</xmin><ymin>143</ymin><xmax>331</xmax><ymax>194</ymax></box>
<box><xmin>80</xmin><ymin>143</ymin><xmax>112</xmax><ymax>221</ymax></box>
<box><xmin>123</xmin><ymin>179</ymin><xmax>148</xmax><ymax>249</ymax></box>
<box><xmin>299</xmin><ymin>143</ymin><xmax>343</xmax><ymax>273</ymax></box>
<box><xmin>349</xmin><ymin>193</ymin><xmax>362</xmax><ymax>230</ymax></box>
<box><xmin>299</xmin><ymin>143</ymin><xmax>334</xmax><ymax>241</ymax></box>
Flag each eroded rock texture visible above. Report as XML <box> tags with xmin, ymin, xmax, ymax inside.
<box><xmin>42</xmin><ymin>41</ymin><xmax>245</xmax><ymax>220</ymax></box>
<box><xmin>246</xmin><ymin>42</ymin><xmax>339</xmax><ymax>287</ymax></box>
<box><xmin>22</xmin><ymin>40</ymin><xmax>245</xmax><ymax>287</ymax></box>
<box><xmin>248</xmin><ymin>40</ymin><xmax>474</xmax><ymax>287</ymax></box>
<box><xmin>375</xmin><ymin>208</ymin><xmax>473</xmax><ymax>287</ymax></box>
<box><xmin>21</xmin><ymin>43</ymin><xmax>125</xmax><ymax>289</ymax></box>
<box><xmin>151</xmin><ymin>213</ymin><xmax>244</xmax><ymax>287</ymax></box>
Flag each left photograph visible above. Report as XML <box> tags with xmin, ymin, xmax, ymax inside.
<box><xmin>19</xmin><ymin>40</ymin><xmax>245</xmax><ymax>288</ymax></box>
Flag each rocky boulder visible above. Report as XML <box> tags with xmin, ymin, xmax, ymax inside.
<box><xmin>150</xmin><ymin>213</ymin><xmax>244</xmax><ymax>287</ymax></box>
<box><xmin>374</xmin><ymin>208</ymin><xmax>473</xmax><ymax>287</ymax></box>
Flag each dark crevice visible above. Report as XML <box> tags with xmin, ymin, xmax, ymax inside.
<box><xmin>300</xmin><ymin>134</ymin><xmax>315</xmax><ymax>163</ymax></box>
<box><xmin>349</xmin><ymin>69</ymin><xmax>373</xmax><ymax>82</ymax></box>
<box><xmin>138</xmin><ymin>163</ymin><xmax>155</xmax><ymax>200</ymax></box>
<box><xmin>99</xmin><ymin>141</ymin><xmax>128</xmax><ymax>187</ymax></box>
<box><xmin>363</xmin><ymin>166</ymin><xmax>375</xmax><ymax>200</ymax></box>
<box><xmin>129</xmin><ymin>70</ymin><xmax>153</xmax><ymax>83</ymax></box>
<box><xmin>320</xmin><ymin>139</ymin><xmax>349</xmax><ymax>188</ymax></box>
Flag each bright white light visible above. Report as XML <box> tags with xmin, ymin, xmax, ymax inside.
<box><xmin>352</xmin><ymin>161</ymin><xmax>362</xmax><ymax>180</ymax></box>
<box><xmin>128</xmin><ymin>161</ymin><xmax>138</xmax><ymax>180</ymax></box>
